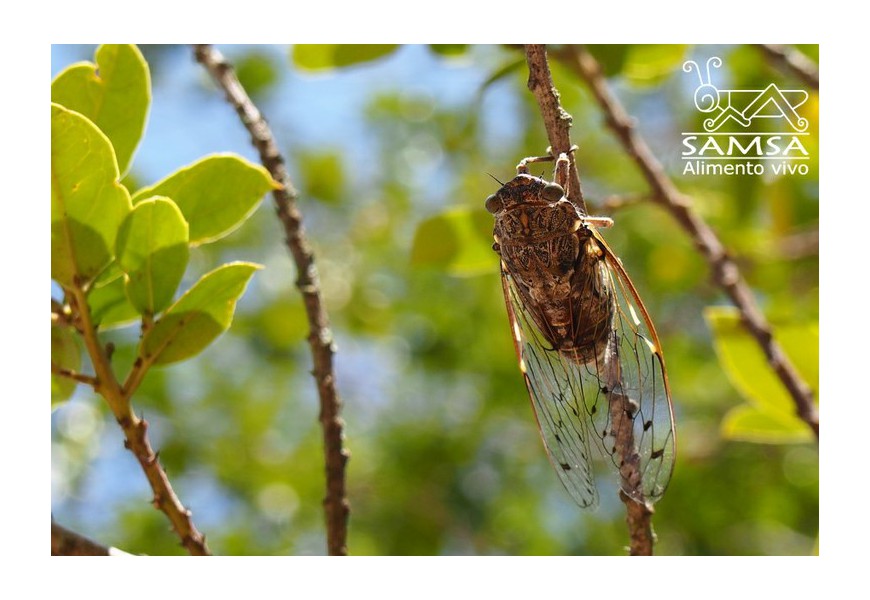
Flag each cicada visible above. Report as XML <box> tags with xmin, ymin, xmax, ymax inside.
<box><xmin>486</xmin><ymin>151</ymin><xmax>675</xmax><ymax>508</ymax></box>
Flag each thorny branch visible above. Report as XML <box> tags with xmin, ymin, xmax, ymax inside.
<box><xmin>193</xmin><ymin>44</ymin><xmax>350</xmax><ymax>556</ymax></box>
<box><xmin>52</xmin><ymin>521</ymin><xmax>131</xmax><ymax>556</ymax></box>
<box><xmin>559</xmin><ymin>45</ymin><xmax>819</xmax><ymax>439</ymax></box>
<box><xmin>67</xmin><ymin>287</ymin><xmax>211</xmax><ymax>555</ymax></box>
<box><xmin>756</xmin><ymin>44</ymin><xmax>819</xmax><ymax>91</ymax></box>
<box><xmin>523</xmin><ymin>44</ymin><xmax>655</xmax><ymax>556</ymax></box>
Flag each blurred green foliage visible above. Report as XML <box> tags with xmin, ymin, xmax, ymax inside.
<box><xmin>51</xmin><ymin>44</ymin><xmax>818</xmax><ymax>556</ymax></box>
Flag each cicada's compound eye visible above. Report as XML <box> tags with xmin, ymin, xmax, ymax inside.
<box><xmin>485</xmin><ymin>193</ymin><xmax>504</xmax><ymax>214</ymax></box>
<box><xmin>541</xmin><ymin>182</ymin><xmax>565</xmax><ymax>203</ymax></box>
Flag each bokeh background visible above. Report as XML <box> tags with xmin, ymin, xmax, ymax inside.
<box><xmin>50</xmin><ymin>44</ymin><xmax>819</xmax><ymax>555</ymax></box>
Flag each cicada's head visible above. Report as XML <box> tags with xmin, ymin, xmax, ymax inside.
<box><xmin>484</xmin><ymin>174</ymin><xmax>565</xmax><ymax>214</ymax></box>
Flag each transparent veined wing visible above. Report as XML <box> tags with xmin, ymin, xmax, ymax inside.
<box><xmin>592</xmin><ymin>231</ymin><xmax>676</xmax><ymax>504</ymax></box>
<box><xmin>501</xmin><ymin>266</ymin><xmax>600</xmax><ymax>508</ymax></box>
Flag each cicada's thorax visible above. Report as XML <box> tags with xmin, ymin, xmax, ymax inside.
<box><xmin>491</xmin><ymin>174</ymin><xmax>614</xmax><ymax>365</ymax></box>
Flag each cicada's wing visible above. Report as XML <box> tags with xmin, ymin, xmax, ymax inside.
<box><xmin>591</xmin><ymin>231</ymin><xmax>676</xmax><ymax>505</ymax></box>
<box><xmin>501</xmin><ymin>266</ymin><xmax>600</xmax><ymax>508</ymax></box>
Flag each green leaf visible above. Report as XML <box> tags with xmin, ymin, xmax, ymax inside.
<box><xmin>51</xmin><ymin>103</ymin><xmax>133</xmax><ymax>288</ymax></box>
<box><xmin>410</xmin><ymin>207</ymin><xmax>495</xmax><ymax>277</ymax></box>
<box><xmin>116</xmin><ymin>197</ymin><xmax>190</xmax><ymax>315</ymax></box>
<box><xmin>428</xmin><ymin>45</ymin><xmax>469</xmax><ymax>57</ymax></box>
<box><xmin>52</xmin><ymin>327</ymin><xmax>82</xmax><ymax>407</ymax></box>
<box><xmin>51</xmin><ymin>44</ymin><xmax>151</xmax><ymax>176</ymax></box>
<box><xmin>89</xmin><ymin>274</ymin><xmax>140</xmax><ymax>329</ymax></box>
<box><xmin>234</xmin><ymin>52</ymin><xmax>280</xmax><ymax>98</ymax></box>
<box><xmin>721</xmin><ymin>405</ymin><xmax>814</xmax><ymax>444</ymax></box>
<box><xmin>706</xmin><ymin>306</ymin><xmax>818</xmax><ymax>444</ymax></box>
<box><xmin>623</xmin><ymin>44</ymin><xmax>688</xmax><ymax>85</ymax></box>
<box><xmin>141</xmin><ymin>262</ymin><xmax>262</xmax><ymax>365</ymax></box>
<box><xmin>292</xmin><ymin>44</ymin><xmax>399</xmax><ymax>72</ymax></box>
<box><xmin>131</xmin><ymin>154</ymin><xmax>276</xmax><ymax>245</ymax></box>
<box><xmin>585</xmin><ymin>44</ymin><xmax>632</xmax><ymax>77</ymax></box>
<box><xmin>297</xmin><ymin>151</ymin><xmax>344</xmax><ymax>203</ymax></box>
<box><xmin>705</xmin><ymin>306</ymin><xmax>818</xmax><ymax>413</ymax></box>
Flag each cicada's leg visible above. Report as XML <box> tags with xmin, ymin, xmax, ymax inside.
<box><xmin>516</xmin><ymin>145</ymin><xmax>579</xmax><ymax>175</ymax></box>
<box><xmin>516</xmin><ymin>153</ymin><xmax>554</xmax><ymax>175</ymax></box>
<box><xmin>583</xmin><ymin>216</ymin><xmax>614</xmax><ymax>229</ymax></box>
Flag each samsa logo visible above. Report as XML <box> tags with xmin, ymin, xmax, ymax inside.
<box><xmin>681</xmin><ymin>56</ymin><xmax>812</xmax><ymax>176</ymax></box>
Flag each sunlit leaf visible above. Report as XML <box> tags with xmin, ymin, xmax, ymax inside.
<box><xmin>89</xmin><ymin>273</ymin><xmax>140</xmax><ymax>329</ymax></box>
<box><xmin>116</xmin><ymin>197</ymin><xmax>190</xmax><ymax>315</ymax></box>
<box><xmin>292</xmin><ymin>44</ymin><xmax>399</xmax><ymax>72</ymax></box>
<box><xmin>51</xmin><ymin>326</ymin><xmax>82</xmax><ymax>407</ymax></box>
<box><xmin>429</xmin><ymin>45</ymin><xmax>468</xmax><ymax>57</ymax></box>
<box><xmin>623</xmin><ymin>44</ymin><xmax>688</xmax><ymax>85</ymax></box>
<box><xmin>51</xmin><ymin>44</ymin><xmax>150</xmax><ymax>176</ymax></box>
<box><xmin>721</xmin><ymin>404</ymin><xmax>813</xmax><ymax>444</ymax></box>
<box><xmin>131</xmin><ymin>154</ymin><xmax>277</xmax><ymax>245</ymax></box>
<box><xmin>234</xmin><ymin>51</ymin><xmax>280</xmax><ymax>98</ymax></box>
<box><xmin>141</xmin><ymin>262</ymin><xmax>262</xmax><ymax>365</ymax></box>
<box><xmin>297</xmin><ymin>151</ymin><xmax>345</xmax><ymax>203</ymax></box>
<box><xmin>411</xmin><ymin>207</ymin><xmax>494</xmax><ymax>277</ymax></box>
<box><xmin>706</xmin><ymin>306</ymin><xmax>818</xmax><ymax>444</ymax></box>
<box><xmin>51</xmin><ymin>103</ymin><xmax>133</xmax><ymax>287</ymax></box>
<box><xmin>585</xmin><ymin>44</ymin><xmax>632</xmax><ymax>76</ymax></box>
<box><xmin>705</xmin><ymin>307</ymin><xmax>818</xmax><ymax>412</ymax></box>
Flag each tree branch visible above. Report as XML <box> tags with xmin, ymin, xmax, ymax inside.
<box><xmin>755</xmin><ymin>44</ymin><xmax>819</xmax><ymax>91</ymax></box>
<box><xmin>193</xmin><ymin>44</ymin><xmax>350</xmax><ymax>556</ymax></box>
<box><xmin>524</xmin><ymin>45</ymin><xmax>587</xmax><ymax>214</ymax></box>
<box><xmin>67</xmin><ymin>287</ymin><xmax>211</xmax><ymax>555</ymax></box>
<box><xmin>51</xmin><ymin>361</ymin><xmax>97</xmax><ymax>387</ymax></box>
<box><xmin>52</xmin><ymin>521</ymin><xmax>131</xmax><ymax>556</ymax></box>
<box><xmin>558</xmin><ymin>45</ymin><xmax>819</xmax><ymax>439</ymax></box>
<box><xmin>523</xmin><ymin>44</ymin><xmax>654</xmax><ymax>556</ymax></box>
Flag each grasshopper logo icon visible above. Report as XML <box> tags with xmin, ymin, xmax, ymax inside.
<box><xmin>681</xmin><ymin>56</ymin><xmax>812</xmax><ymax>176</ymax></box>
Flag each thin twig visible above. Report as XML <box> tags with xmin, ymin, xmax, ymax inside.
<box><xmin>523</xmin><ymin>44</ymin><xmax>654</xmax><ymax>556</ymax></box>
<box><xmin>559</xmin><ymin>45</ymin><xmax>819</xmax><ymax>438</ymax></box>
<box><xmin>755</xmin><ymin>44</ymin><xmax>819</xmax><ymax>91</ymax></box>
<box><xmin>193</xmin><ymin>44</ymin><xmax>350</xmax><ymax>556</ymax></box>
<box><xmin>52</xmin><ymin>521</ymin><xmax>131</xmax><ymax>556</ymax></box>
<box><xmin>68</xmin><ymin>287</ymin><xmax>211</xmax><ymax>555</ymax></box>
<box><xmin>524</xmin><ymin>45</ymin><xmax>587</xmax><ymax>214</ymax></box>
<box><xmin>52</xmin><ymin>298</ymin><xmax>77</xmax><ymax>330</ymax></box>
<box><xmin>51</xmin><ymin>361</ymin><xmax>98</xmax><ymax>387</ymax></box>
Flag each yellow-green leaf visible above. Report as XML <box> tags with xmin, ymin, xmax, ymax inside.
<box><xmin>298</xmin><ymin>151</ymin><xmax>345</xmax><ymax>204</ymax></box>
<box><xmin>585</xmin><ymin>45</ymin><xmax>632</xmax><ymax>76</ymax></box>
<box><xmin>706</xmin><ymin>306</ymin><xmax>818</xmax><ymax>444</ymax></box>
<box><xmin>116</xmin><ymin>197</ymin><xmax>190</xmax><ymax>315</ymax></box>
<box><xmin>292</xmin><ymin>44</ymin><xmax>399</xmax><ymax>72</ymax></box>
<box><xmin>721</xmin><ymin>404</ymin><xmax>814</xmax><ymax>444</ymax></box>
<box><xmin>410</xmin><ymin>207</ymin><xmax>495</xmax><ymax>277</ymax></box>
<box><xmin>623</xmin><ymin>45</ymin><xmax>688</xmax><ymax>85</ymax></box>
<box><xmin>89</xmin><ymin>274</ymin><xmax>139</xmax><ymax>329</ymax></box>
<box><xmin>429</xmin><ymin>45</ymin><xmax>469</xmax><ymax>57</ymax></box>
<box><xmin>141</xmin><ymin>262</ymin><xmax>262</xmax><ymax>365</ymax></box>
<box><xmin>51</xmin><ymin>103</ymin><xmax>132</xmax><ymax>288</ymax></box>
<box><xmin>131</xmin><ymin>154</ymin><xmax>277</xmax><ymax>245</ymax></box>
<box><xmin>52</xmin><ymin>327</ymin><xmax>82</xmax><ymax>407</ymax></box>
<box><xmin>51</xmin><ymin>44</ymin><xmax>150</xmax><ymax>176</ymax></box>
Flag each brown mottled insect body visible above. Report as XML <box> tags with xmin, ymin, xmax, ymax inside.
<box><xmin>487</xmin><ymin>173</ymin><xmax>614</xmax><ymax>366</ymax></box>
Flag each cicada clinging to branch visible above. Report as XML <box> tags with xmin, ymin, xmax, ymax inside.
<box><xmin>485</xmin><ymin>150</ymin><xmax>676</xmax><ymax>508</ymax></box>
